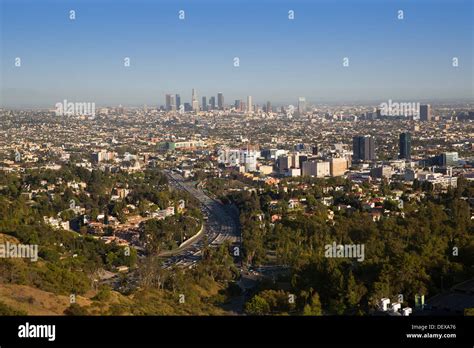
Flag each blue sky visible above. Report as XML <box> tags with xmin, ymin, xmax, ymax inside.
<box><xmin>1</xmin><ymin>0</ymin><xmax>472</xmax><ymax>107</ymax></box>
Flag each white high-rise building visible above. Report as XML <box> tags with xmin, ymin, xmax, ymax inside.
<box><xmin>244</xmin><ymin>152</ymin><xmax>257</xmax><ymax>172</ymax></box>
<box><xmin>298</xmin><ymin>97</ymin><xmax>306</xmax><ymax>114</ymax></box>
<box><xmin>170</xmin><ymin>95</ymin><xmax>176</xmax><ymax>111</ymax></box>
<box><xmin>192</xmin><ymin>88</ymin><xmax>199</xmax><ymax>112</ymax></box>
<box><xmin>247</xmin><ymin>96</ymin><xmax>253</xmax><ymax>113</ymax></box>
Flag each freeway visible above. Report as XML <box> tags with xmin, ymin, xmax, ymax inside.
<box><xmin>161</xmin><ymin>170</ymin><xmax>241</xmax><ymax>269</ymax></box>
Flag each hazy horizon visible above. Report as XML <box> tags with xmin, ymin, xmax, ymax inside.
<box><xmin>1</xmin><ymin>0</ymin><xmax>473</xmax><ymax>108</ymax></box>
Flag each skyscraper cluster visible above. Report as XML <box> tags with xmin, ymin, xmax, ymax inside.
<box><xmin>164</xmin><ymin>90</ymin><xmax>227</xmax><ymax>112</ymax></box>
<box><xmin>163</xmin><ymin>92</ymin><xmax>306</xmax><ymax>115</ymax></box>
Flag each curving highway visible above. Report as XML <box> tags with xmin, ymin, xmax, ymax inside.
<box><xmin>161</xmin><ymin>170</ymin><xmax>241</xmax><ymax>269</ymax></box>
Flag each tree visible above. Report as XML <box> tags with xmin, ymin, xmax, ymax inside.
<box><xmin>303</xmin><ymin>292</ymin><xmax>322</xmax><ymax>316</ymax></box>
<box><xmin>245</xmin><ymin>295</ymin><xmax>270</xmax><ymax>315</ymax></box>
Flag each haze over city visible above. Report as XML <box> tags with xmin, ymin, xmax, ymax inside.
<box><xmin>1</xmin><ymin>0</ymin><xmax>473</xmax><ymax>107</ymax></box>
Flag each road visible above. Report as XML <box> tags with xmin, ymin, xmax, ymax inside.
<box><xmin>161</xmin><ymin>170</ymin><xmax>241</xmax><ymax>269</ymax></box>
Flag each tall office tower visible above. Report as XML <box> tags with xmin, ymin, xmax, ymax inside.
<box><xmin>165</xmin><ymin>94</ymin><xmax>172</xmax><ymax>111</ymax></box>
<box><xmin>192</xmin><ymin>88</ymin><xmax>199</xmax><ymax>111</ymax></box>
<box><xmin>266</xmin><ymin>101</ymin><xmax>272</xmax><ymax>113</ymax></box>
<box><xmin>217</xmin><ymin>92</ymin><xmax>224</xmax><ymax>110</ymax></box>
<box><xmin>175</xmin><ymin>94</ymin><xmax>181</xmax><ymax>109</ymax></box>
<box><xmin>352</xmin><ymin>135</ymin><xmax>376</xmax><ymax>161</ymax></box>
<box><xmin>170</xmin><ymin>94</ymin><xmax>176</xmax><ymax>111</ymax></box>
<box><xmin>202</xmin><ymin>96</ymin><xmax>207</xmax><ymax>111</ymax></box>
<box><xmin>192</xmin><ymin>100</ymin><xmax>199</xmax><ymax>112</ymax></box>
<box><xmin>209</xmin><ymin>96</ymin><xmax>216</xmax><ymax>110</ymax></box>
<box><xmin>419</xmin><ymin>104</ymin><xmax>432</xmax><ymax>121</ymax></box>
<box><xmin>298</xmin><ymin>97</ymin><xmax>306</xmax><ymax>114</ymax></box>
<box><xmin>234</xmin><ymin>100</ymin><xmax>241</xmax><ymax>111</ymax></box>
<box><xmin>247</xmin><ymin>96</ymin><xmax>253</xmax><ymax>113</ymax></box>
<box><xmin>399</xmin><ymin>132</ymin><xmax>412</xmax><ymax>160</ymax></box>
